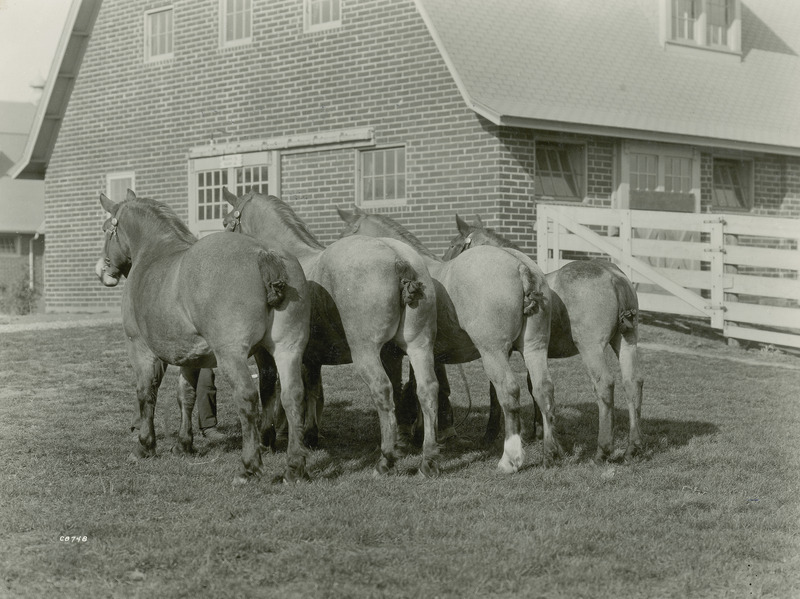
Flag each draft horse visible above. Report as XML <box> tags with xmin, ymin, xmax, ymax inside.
<box><xmin>443</xmin><ymin>215</ymin><xmax>644</xmax><ymax>463</ymax></box>
<box><xmin>95</xmin><ymin>190</ymin><xmax>311</xmax><ymax>483</ymax></box>
<box><xmin>222</xmin><ymin>190</ymin><xmax>441</xmax><ymax>477</ymax></box>
<box><xmin>337</xmin><ymin>207</ymin><xmax>562</xmax><ymax>472</ymax></box>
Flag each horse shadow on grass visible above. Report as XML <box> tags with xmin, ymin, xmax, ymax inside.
<box><xmin>207</xmin><ymin>398</ymin><xmax>719</xmax><ymax>480</ymax></box>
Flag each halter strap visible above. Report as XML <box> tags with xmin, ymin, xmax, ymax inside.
<box><xmin>225</xmin><ymin>194</ymin><xmax>256</xmax><ymax>232</ymax></box>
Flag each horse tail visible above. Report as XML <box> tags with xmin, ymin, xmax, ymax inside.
<box><xmin>257</xmin><ymin>249</ymin><xmax>289</xmax><ymax>308</ymax></box>
<box><xmin>395</xmin><ymin>258</ymin><xmax>425</xmax><ymax>307</ymax></box>
<box><xmin>613</xmin><ymin>270</ymin><xmax>639</xmax><ymax>332</ymax></box>
<box><xmin>519</xmin><ymin>264</ymin><xmax>545</xmax><ymax>316</ymax></box>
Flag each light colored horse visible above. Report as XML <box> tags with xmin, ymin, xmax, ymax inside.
<box><xmin>337</xmin><ymin>207</ymin><xmax>562</xmax><ymax>473</ymax></box>
<box><xmin>444</xmin><ymin>215</ymin><xmax>644</xmax><ymax>463</ymax></box>
<box><xmin>95</xmin><ymin>191</ymin><xmax>310</xmax><ymax>484</ymax></box>
<box><xmin>222</xmin><ymin>190</ymin><xmax>440</xmax><ymax>477</ymax></box>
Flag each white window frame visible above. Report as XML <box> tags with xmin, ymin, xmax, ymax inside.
<box><xmin>661</xmin><ymin>0</ymin><xmax>741</xmax><ymax>54</ymax></box>
<box><xmin>106</xmin><ymin>172</ymin><xmax>136</xmax><ymax>203</ymax></box>
<box><xmin>219</xmin><ymin>0</ymin><xmax>252</xmax><ymax>48</ymax></box>
<box><xmin>356</xmin><ymin>146</ymin><xmax>407</xmax><ymax>209</ymax></box>
<box><xmin>617</xmin><ymin>142</ymin><xmax>700</xmax><ymax>211</ymax></box>
<box><xmin>144</xmin><ymin>6</ymin><xmax>175</xmax><ymax>63</ymax></box>
<box><xmin>304</xmin><ymin>0</ymin><xmax>342</xmax><ymax>34</ymax></box>
<box><xmin>188</xmin><ymin>151</ymin><xmax>279</xmax><ymax>237</ymax></box>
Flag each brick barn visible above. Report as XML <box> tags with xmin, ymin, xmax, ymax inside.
<box><xmin>12</xmin><ymin>0</ymin><xmax>800</xmax><ymax>313</ymax></box>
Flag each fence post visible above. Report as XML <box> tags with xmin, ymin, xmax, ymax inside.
<box><xmin>536</xmin><ymin>206</ymin><xmax>551</xmax><ymax>274</ymax></box>
<box><xmin>618</xmin><ymin>209</ymin><xmax>633</xmax><ymax>281</ymax></box>
<box><xmin>707</xmin><ymin>218</ymin><xmax>726</xmax><ymax>330</ymax></box>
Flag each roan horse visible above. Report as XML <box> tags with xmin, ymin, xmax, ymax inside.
<box><xmin>94</xmin><ymin>190</ymin><xmax>311</xmax><ymax>483</ymax></box>
<box><xmin>443</xmin><ymin>215</ymin><xmax>644</xmax><ymax>463</ymax></box>
<box><xmin>337</xmin><ymin>207</ymin><xmax>563</xmax><ymax>472</ymax></box>
<box><xmin>222</xmin><ymin>189</ymin><xmax>441</xmax><ymax>477</ymax></box>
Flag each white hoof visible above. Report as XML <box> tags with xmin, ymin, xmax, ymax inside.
<box><xmin>497</xmin><ymin>434</ymin><xmax>524</xmax><ymax>474</ymax></box>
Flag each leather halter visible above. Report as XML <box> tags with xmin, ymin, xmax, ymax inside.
<box><xmin>224</xmin><ymin>194</ymin><xmax>255</xmax><ymax>232</ymax></box>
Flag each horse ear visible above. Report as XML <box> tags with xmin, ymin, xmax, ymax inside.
<box><xmin>455</xmin><ymin>214</ymin><xmax>472</xmax><ymax>236</ymax></box>
<box><xmin>336</xmin><ymin>206</ymin><xmax>357</xmax><ymax>224</ymax></box>
<box><xmin>126</xmin><ymin>189</ymin><xmax>137</xmax><ymax>201</ymax></box>
<box><xmin>472</xmin><ymin>214</ymin><xmax>484</xmax><ymax>227</ymax></box>
<box><xmin>99</xmin><ymin>193</ymin><xmax>119</xmax><ymax>215</ymax></box>
<box><xmin>222</xmin><ymin>187</ymin><xmax>238</xmax><ymax>207</ymax></box>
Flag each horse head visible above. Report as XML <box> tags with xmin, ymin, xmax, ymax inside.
<box><xmin>442</xmin><ymin>214</ymin><xmax>485</xmax><ymax>261</ymax></box>
<box><xmin>95</xmin><ymin>190</ymin><xmax>134</xmax><ymax>286</ymax></box>
<box><xmin>335</xmin><ymin>205</ymin><xmax>366</xmax><ymax>238</ymax></box>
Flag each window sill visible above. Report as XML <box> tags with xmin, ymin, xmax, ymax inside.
<box><xmin>358</xmin><ymin>199</ymin><xmax>407</xmax><ymax>210</ymax></box>
<box><xmin>144</xmin><ymin>55</ymin><xmax>175</xmax><ymax>65</ymax></box>
<box><xmin>664</xmin><ymin>40</ymin><xmax>741</xmax><ymax>62</ymax></box>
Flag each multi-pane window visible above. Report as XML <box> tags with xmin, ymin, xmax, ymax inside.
<box><xmin>359</xmin><ymin>147</ymin><xmax>406</xmax><ymax>207</ymax></box>
<box><xmin>625</xmin><ymin>144</ymin><xmax>698</xmax><ymax>212</ymax></box>
<box><xmin>629</xmin><ymin>153</ymin><xmax>658</xmax><ymax>192</ymax></box>
<box><xmin>220</xmin><ymin>0</ymin><xmax>252</xmax><ymax>47</ymax></box>
<box><xmin>304</xmin><ymin>0</ymin><xmax>341</xmax><ymax>33</ymax></box>
<box><xmin>664</xmin><ymin>156</ymin><xmax>692</xmax><ymax>193</ymax></box>
<box><xmin>144</xmin><ymin>7</ymin><xmax>174</xmax><ymax>62</ymax></box>
<box><xmin>534</xmin><ymin>142</ymin><xmax>585</xmax><ymax>201</ymax></box>
<box><xmin>668</xmin><ymin>0</ymin><xmax>739</xmax><ymax>51</ymax></box>
<box><xmin>190</xmin><ymin>152</ymin><xmax>273</xmax><ymax>236</ymax></box>
<box><xmin>0</xmin><ymin>235</ymin><xmax>19</xmax><ymax>256</ymax></box>
<box><xmin>712</xmin><ymin>159</ymin><xmax>751</xmax><ymax>210</ymax></box>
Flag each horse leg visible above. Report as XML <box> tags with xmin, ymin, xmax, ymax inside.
<box><xmin>485</xmin><ymin>383</ymin><xmax>502</xmax><ymax>445</ymax></box>
<box><xmin>128</xmin><ymin>341</ymin><xmax>165</xmax><ymax>460</ymax></box>
<box><xmin>480</xmin><ymin>352</ymin><xmax>526</xmax><ymax>473</ymax></box>
<box><xmin>579</xmin><ymin>344</ymin><xmax>616</xmax><ymax>464</ymax></box>
<box><xmin>526</xmin><ymin>373</ymin><xmax>544</xmax><ymax>441</ymax></box>
<box><xmin>352</xmin><ymin>348</ymin><xmax>400</xmax><ymax>476</ymax></box>
<box><xmin>254</xmin><ymin>348</ymin><xmax>279</xmax><ymax>451</ymax></box>
<box><xmin>215</xmin><ymin>353</ymin><xmax>263</xmax><ymax>483</ymax></box>
<box><xmin>612</xmin><ymin>329</ymin><xmax>644</xmax><ymax>461</ymax></box>
<box><xmin>435</xmin><ymin>362</ymin><xmax>457</xmax><ymax>443</ymax></box>
<box><xmin>381</xmin><ymin>344</ymin><xmax>412</xmax><ymax>451</ymax></box>
<box><xmin>173</xmin><ymin>367</ymin><xmax>200</xmax><ymax>455</ymax></box>
<box><xmin>302</xmin><ymin>363</ymin><xmax>324</xmax><ymax>449</ymax></box>
<box><xmin>521</xmin><ymin>346</ymin><xmax>562</xmax><ymax>466</ymax></box>
<box><xmin>403</xmin><ymin>342</ymin><xmax>440</xmax><ymax>477</ymax></box>
<box><xmin>272</xmin><ymin>346</ymin><xmax>309</xmax><ymax>483</ymax></box>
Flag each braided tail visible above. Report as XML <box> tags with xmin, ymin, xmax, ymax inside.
<box><xmin>519</xmin><ymin>264</ymin><xmax>544</xmax><ymax>316</ymax></box>
<box><xmin>257</xmin><ymin>249</ymin><xmax>289</xmax><ymax>308</ymax></box>
<box><xmin>395</xmin><ymin>258</ymin><xmax>425</xmax><ymax>307</ymax></box>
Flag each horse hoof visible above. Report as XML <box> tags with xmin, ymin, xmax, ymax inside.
<box><xmin>496</xmin><ymin>457</ymin><xmax>520</xmax><ymax>474</ymax></box>
<box><xmin>624</xmin><ymin>445</ymin><xmax>641</xmax><ymax>463</ymax></box>
<box><xmin>373</xmin><ymin>457</ymin><xmax>395</xmax><ymax>477</ymax></box>
<box><xmin>593</xmin><ymin>449</ymin><xmax>610</xmax><ymax>465</ymax></box>
<box><xmin>170</xmin><ymin>443</ymin><xmax>194</xmax><ymax>456</ymax></box>
<box><xmin>232</xmin><ymin>474</ymin><xmax>251</xmax><ymax>486</ymax></box>
<box><xmin>283</xmin><ymin>469</ymin><xmax>311</xmax><ymax>484</ymax></box>
<box><xmin>419</xmin><ymin>459</ymin><xmax>440</xmax><ymax>478</ymax></box>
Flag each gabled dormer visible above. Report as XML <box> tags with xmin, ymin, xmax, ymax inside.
<box><xmin>660</xmin><ymin>0</ymin><xmax>742</xmax><ymax>57</ymax></box>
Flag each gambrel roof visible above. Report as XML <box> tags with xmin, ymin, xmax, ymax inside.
<box><xmin>414</xmin><ymin>0</ymin><xmax>800</xmax><ymax>155</ymax></box>
<box><xmin>13</xmin><ymin>0</ymin><xmax>800</xmax><ymax>181</ymax></box>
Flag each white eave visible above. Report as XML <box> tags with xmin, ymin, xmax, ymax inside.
<box><xmin>11</xmin><ymin>0</ymin><xmax>102</xmax><ymax>180</ymax></box>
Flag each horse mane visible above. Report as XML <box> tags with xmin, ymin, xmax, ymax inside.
<box><xmin>125</xmin><ymin>197</ymin><xmax>198</xmax><ymax>246</ymax></box>
<box><xmin>364</xmin><ymin>213</ymin><xmax>439</xmax><ymax>260</ymax></box>
<box><xmin>474</xmin><ymin>225</ymin><xmax>522</xmax><ymax>251</ymax></box>
<box><xmin>256</xmin><ymin>193</ymin><xmax>326</xmax><ymax>250</ymax></box>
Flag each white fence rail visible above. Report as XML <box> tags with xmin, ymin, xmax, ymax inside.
<box><xmin>536</xmin><ymin>205</ymin><xmax>800</xmax><ymax>349</ymax></box>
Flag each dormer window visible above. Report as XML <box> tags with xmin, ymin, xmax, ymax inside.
<box><xmin>664</xmin><ymin>0</ymin><xmax>741</xmax><ymax>54</ymax></box>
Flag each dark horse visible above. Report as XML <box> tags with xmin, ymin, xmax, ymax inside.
<box><xmin>443</xmin><ymin>215</ymin><xmax>644</xmax><ymax>462</ymax></box>
<box><xmin>337</xmin><ymin>207</ymin><xmax>562</xmax><ymax>472</ymax></box>
<box><xmin>222</xmin><ymin>190</ymin><xmax>441</xmax><ymax>477</ymax></box>
<box><xmin>95</xmin><ymin>190</ymin><xmax>311</xmax><ymax>483</ymax></box>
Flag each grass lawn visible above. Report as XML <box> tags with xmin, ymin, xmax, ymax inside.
<box><xmin>1</xmin><ymin>319</ymin><xmax>798</xmax><ymax>598</ymax></box>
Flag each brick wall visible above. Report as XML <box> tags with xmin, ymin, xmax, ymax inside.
<box><xmin>45</xmin><ymin>0</ymin><xmax>510</xmax><ymax>311</ymax></box>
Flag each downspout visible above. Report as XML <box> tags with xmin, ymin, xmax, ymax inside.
<box><xmin>29</xmin><ymin>232</ymin><xmax>40</xmax><ymax>291</ymax></box>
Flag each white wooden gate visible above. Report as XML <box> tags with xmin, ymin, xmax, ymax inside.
<box><xmin>536</xmin><ymin>205</ymin><xmax>800</xmax><ymax>349</ymax></box>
